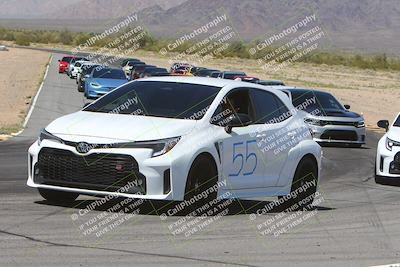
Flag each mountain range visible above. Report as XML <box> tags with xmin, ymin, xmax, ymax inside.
<box><xmin>0</xmin><ymin>0</ymin><xmax>399</xmax><ymax>54</ymax></box>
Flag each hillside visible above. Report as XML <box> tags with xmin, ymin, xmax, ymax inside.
<box><xmin>0</xmin><ymin>0</ymin><xmax>399</xmax><ymax>54</ymax></box>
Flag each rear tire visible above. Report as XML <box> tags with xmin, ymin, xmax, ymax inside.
<box><xmin>38</xmin><ymin>188</ymin><xmax>79</xmax><ymax>205</ymax></box>
<box><xmin>184</xmin><ymin>155</ymin><xmax>218</xmax><ymax>210</ymax></box>
<box><xmin>280</xmin><ymin>156</ymin><xmax>318</xmax><ymax>210</ymax></box>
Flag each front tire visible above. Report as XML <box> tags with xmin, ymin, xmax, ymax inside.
<box><xmin>280</xmin><ymin>156</ymin><xmax>318</xmax><ymax>210</ymax></box>
<box><xmin>38</xmin><ymin>188</ymin><xmax>79</xmax><ymax>205</ymax></box>
<box><xmin>184</xmin><ymin>155</ymin><xmax>218</xmax><ymax>209</ymax></box>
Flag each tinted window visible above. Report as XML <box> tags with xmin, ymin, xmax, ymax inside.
<box><xmin>251</xmin><ymin>89</ymin><xmax>290</xmax><ymax>124</ymax></box>
<box><xmin>82</xmin><ymin>65</ymin><xmax>98</xmax><ymax>75</ymax></box>
<box><xmin>93</xmin><ymin>69</ymin><xmax>126</xmax><ymax>79</ymax></box>
<box><xmin>61</xmin><ymin>57</ymin><xmax>73</xmax><ymax>63</ymax></box>
<box><xmin>197</xmin><ymin>69</ymin><xmax>218</xmax><ymax>77</ymax></box>
<box><xmin>223</xmin><ymin>72</ymin><xmax>246</xmax><ymax>79</ymax></box>
<box><xmin>290</xmin><ymin>90</ymin><xmax>343</xmax><ymax>115</ymax></box>
<box><xmin>394</xmin><ymin>115</ymin><xmax>400</xmax><ymax>127</ymax></box>
<box><xmin>84</xmin><ymin>81</ymin><xmax>221</xmax><ymax>119</ymax></box>
<box><xmin>211</xmin><ymin>88</ymin><xmax>254</xmax><ymax>126</ymax></box>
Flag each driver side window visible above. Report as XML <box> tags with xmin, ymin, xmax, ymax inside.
<box><xmin>210</xmin><ymin>88</ymin><xmax>255</xmax><ymax>126</ymax></box>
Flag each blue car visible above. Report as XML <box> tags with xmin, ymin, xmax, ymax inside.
<box><xmin>84</xmin><ymin>67</ymin><xmax>128</xmax><ymax>99</ymax></box>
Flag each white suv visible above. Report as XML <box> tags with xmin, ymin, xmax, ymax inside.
<box><xmin>27</xmin><ymin>77</ymin><xmax>322</xmax><ymax>208</ymax></box>
<box><xmin>376</xmin><ymin>113</ymin><xmax>400</xmax><ymax>185</ymax></box>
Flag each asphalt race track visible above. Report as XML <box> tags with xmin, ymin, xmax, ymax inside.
<box><xmin>1</xmin><ymin>54</ymin><xmax>400</xmax><ymax>267</ymax></box>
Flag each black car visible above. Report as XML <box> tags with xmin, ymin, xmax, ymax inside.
<box><xmin>257</xmin><ymin>80</ymin><xmax>286</xmax><ymax>86</ymax></box>
<box><xmin>210</xmin><ymin>71</ymin><xmax>222</xmax><ymax>78</ymax></box>
<box><xmin>120</xmin><ymin>58</ymin><xmax>143</xmax><ymax>67</ymax></box>
<box><xmin>218</xmin><ymin>71</ymin><xmax>247</xmax><ymax>79</ymax></box>
<box><xmin>140</xmin><ymin>67</ymin><xmax>169</xmax><ymax>78</ymax></box>
<box><xmin>189</xmin><ymin>67</ymin><xmax>207</xmax><ymax>76</ymax></box>
<box><xmin>196</xmin><ymin>69</ymin><xmax>220</xmax><ymax>77</ymax></box>
<box><xmin>132</xmin><ymin>65</ymin><xmax>156</xmax><ymax>79</ymax></box>
<box><xmin>77</xmin><ymin>64</ymin><xmax>101</xmax><ymax>92</ymax></box>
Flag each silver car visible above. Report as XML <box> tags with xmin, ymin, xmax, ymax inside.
<box><xmin>278</xmin><ymin>88</ymin><xmax>366</xmax><ymax>147</ymax></box>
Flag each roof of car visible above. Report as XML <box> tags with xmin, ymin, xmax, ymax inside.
<box><xmin>135</xmin><ymin>76</ymin><xmax>271</xmax><ymax>88</ymax></box>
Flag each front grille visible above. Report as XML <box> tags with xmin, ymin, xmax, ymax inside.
<box><xmin>320</xmin><ymin>130</ymin><xmax>358</xmax><ymax>141</ymax></box>
<box><xmin>390</xmin><ymin>153</ymin><xmax>400</xmax><ymax>174</ymax></box>
<box><xmin>34</xmin><ymin>148</ymin><xmax>145</xmax><ymax>193</ymax></box>
<box><xmin>395</xmin><ymin>153</ymin><xmax>400</xmax><ymax>163</ymax></box>
<box><xmin>325</xmin><ymin>121</ymin><xmax>357</xmax><ymax>126</ymax></box>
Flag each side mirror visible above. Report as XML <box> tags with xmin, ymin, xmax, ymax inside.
<box><xmin>377</xmin><ymin>120</ymin><xmax>389</xmax><ymax>132</ymax></box>
<box><xmin>344</xmin><ymin>104</ymin><xmax>351</xmax><ymax>109</ymax></box>
<box><xmin>225</xmin><ymin>113</ymin><xmax>252</xmax><ymax>133</ymax></box>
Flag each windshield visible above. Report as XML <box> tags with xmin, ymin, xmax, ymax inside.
<box><xmin>291</xmin><ymin>90</ymin><xmax>344</xmax><ymax>115</ymax></box>
<box><xmin>93</xmin><ymin>69</ymin><xmax>126</xmax><ymax>79</ymax></box>
<box><xmin>394</xmin><ymin>115</ymin><xmax>400</xmax><ymax>127</ymax></box>
<box><xmin>84</xmin><ymin>81</ymin><xmax>221</xmax><ymax>119</ymax></box>
<box><xmin>82</xmin><ymin>65</ymin><xmax>98</xmax><ymax>75</ymax></box>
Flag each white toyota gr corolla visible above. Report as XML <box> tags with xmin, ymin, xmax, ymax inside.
<box><xmin>27</xmin><ymin>77</ymin><xmax>322</xmax><ymax>208</ymax></box>
<box><xmin>376</xmin><ymin>113</ymin><xmax>400</xmax><ymax>186</ymax></box>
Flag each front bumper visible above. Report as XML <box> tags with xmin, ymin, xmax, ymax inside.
<box><xmin>376</xmin><ymin>146</ymin><xmax>400</xmax><ymax>185</ymax></box>
<box><xmin>87</xmin><ymin>87</ymin><xmax>115</xmax><ymax>98</ymax></box>
<box><xmin>27</xmin><ymin>141</ymin><xmax>175</xmax><ymax>200</ymax></box>
<box><xmin>375</xmin><ymin>175</ymin><xmax>400</xmax><ymax>186</ymax></box>
<box><xmin>309</xmin><ymin>124</ymin><xmax>366</xmax><ymax>144</ymax></box>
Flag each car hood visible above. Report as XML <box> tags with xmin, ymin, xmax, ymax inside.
<box><xmin>46</xmin><ymin>111</ymin><xmax>197</xmax><ymax>143</ymax></box>
<box><xmin>388</xmin><ymin>126</ymin><xmax>400</xmax><ymax>141</ymax></box>
<box><xmin>91</xmin><ymin>78</ymin><xmax>127</xmax><ymax>87</ymax></box>
<box><xmin>311</xmin><ymin>108</ymin><xmax>362</xmax><ymax>120</ymax></box>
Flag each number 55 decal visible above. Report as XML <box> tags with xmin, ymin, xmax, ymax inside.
<box><xmin>229</xmin><ymin>140</ymin><xmax>258</xmax><ymax>177</ymax></box>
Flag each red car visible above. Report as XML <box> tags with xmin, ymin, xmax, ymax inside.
<box><xmin>58</xmin><ymin>56</ymin><xmax>75</xmax><ymax>73</ymax></box>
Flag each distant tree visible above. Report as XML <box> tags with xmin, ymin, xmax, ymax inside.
<box><xmin>59</xmin><ymin>30</ymin><xmax>73</xmax><ymax>45</ymax></box>
<box><xmin>15</xmin><ymin>32</ymin><xmax>30</xmax><ymax>46</ymax></box>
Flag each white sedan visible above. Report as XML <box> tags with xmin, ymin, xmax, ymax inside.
<box><xmin>376</xmin><ymin>113</ymin><xmax>400</xmax><ymax>185</ymax></box>
<box><xmin>27</xmin><ymin>77</ymin><xmax>322</xmax><ymax>208</ymax></box>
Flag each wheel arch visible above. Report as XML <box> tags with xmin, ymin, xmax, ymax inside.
<box><xmin>183</xmin><ymin>151</ymin><xmax>219</xmax><ymax>199</ymax></box>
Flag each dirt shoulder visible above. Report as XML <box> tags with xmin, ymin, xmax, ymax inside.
<box><xmin>0</xmin><ymin>47</ymin><xmax>50</xmax><ymax>137</ymax></box>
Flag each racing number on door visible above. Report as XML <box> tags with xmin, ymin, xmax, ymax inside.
<box><xmin>229</xmin><ymin>140</ymin><xmax>258</xmax><ymax>177</ymax></box>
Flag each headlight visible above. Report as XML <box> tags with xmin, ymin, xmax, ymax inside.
<box><xmin>356</xmin><ymin>120</ymin><xmax>365</xmax><ymax>128</ymax></box>
<box><xmin>386</xmin><ymin>137</ymin><xmax>400</xmax><ymax>151</ymax></box>
<box><xmin>116</xmin><ymin>137</ymin><xmax>181</xmax><ymax>157</ymax></box>
<box><xmin>304</xmin><ymin>118</ymin><xmax>327</xmax><ymax>126</ymax></box>
<box><xmin>38</xmin><ymin>129</ymin><xmax>64</xmax><ymax>145</ymax></box>
<box><xmin>90</xmin><ymin>82</ymin><xmax>101</xmax><ymax>88</ymax></box>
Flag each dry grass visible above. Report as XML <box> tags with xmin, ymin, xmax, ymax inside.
<box><xmin>0</xmin><ymin>47</ymin><xmax>50</xmax><ymax>135</ymax></box>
